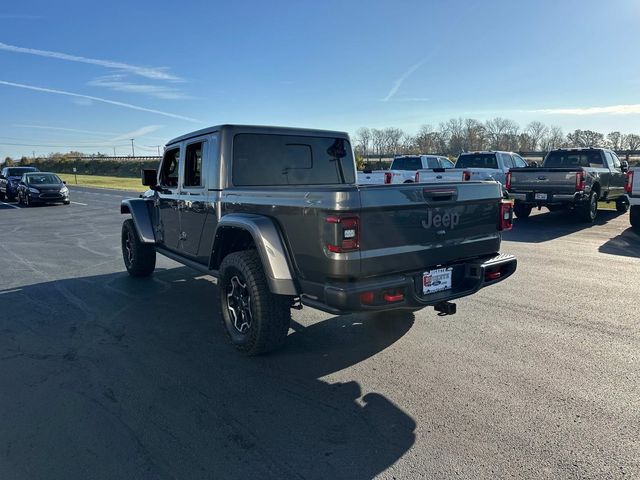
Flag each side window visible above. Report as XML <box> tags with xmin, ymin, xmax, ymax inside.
<box><xmin>501</xmin><ymin>153</ymin><xmax>514</xmax><ymax>169</ymax></box>
<box><xmin>440</xmin><ymin>158</ymin><xmax>454</xmax><ymax>168</ymax></box>
<box><xmin>604</xmin><ymin>151</ymin><xmax>614</xmax><ymax>168</ymax></box>
<box><xmin>184</xmin><ymin>141</ymin><xmax>204</xmax><ymax>187</ymax></box>
<box><xmin>611</xmin><ymin>152</ymin><xmax>621</xmax><ymax>169</ymax></box>
<box><xmin>159</xmin><ymin>147</ymin><xmax>180</xmax><ymax>188</ymax></box>
<box><xmin>512</xmin><ymin>154</ymin><xmax>527</xmax><ymax>168</ymax></box>
<box><xmin>424</xmin><ymin>157</ymin><xmax>439</xmax><ymax>169</ymax></box>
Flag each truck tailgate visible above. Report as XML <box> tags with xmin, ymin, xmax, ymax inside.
<box><xmin>357</xmin><ymin>182</ymin><xmax>503</xmax><ymax>278</ymax></box>
<box><xmin>415</xmin><ymin>168</ymin><xmax>462</xmax><ymax>183</ymax></box>
<box><xmin>510</xmin><ymin>168</ymin><xmax>579</xmax><ymax>194</ymax></box>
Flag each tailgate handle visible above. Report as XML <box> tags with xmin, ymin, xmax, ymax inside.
<box><xmin>423</xmin><ymin>187</ymin><xmax>456</xmax><ymax>201</ymax></box>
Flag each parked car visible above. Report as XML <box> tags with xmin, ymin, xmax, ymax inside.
<box><xmin>120</xmin><ymin>124</ymin><xmax>517</xmax><ymax>355</ymax></box>
<box><xmin>626</xmin><ymin>167</ymin><xmax>639</xmax><ymax>232</ymax></box>
<box><xmin>415</xmin><ymin>151</ymin><xmax>527</xmax><ymax>188</ymax></box>
<box><xmin>17</xmin><ymin>172</ymin><xmax>70</xmax><ymax>206</ymax></box>
<box><xmin>507</xmin><ymin>148</ymin><xmax>629</xmax><ymax>222</ymax></box>
<box><xmin>382</xmin><ymin>155</ymin><xmax>454</xmax><ymax>184</ymax></box>
<box><xmin>0</xmin><ymin>166</ymin><xmax>39</xmax><ymax>201</ymax></box>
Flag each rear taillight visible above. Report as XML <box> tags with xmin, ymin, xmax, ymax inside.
<box><xmin>326</xmin><ymin>215</ymin><xmax>359</xmax><ymax>253</ymax></box>
<box><xmin>625</xmin><ymin>171</ymin><xmax>634</xmax><ymax>194</ymax></box>
<box><xmin>462</xmin><ymin>170</ymin><xmax>471</xmax><ymax>181</ymax></box>
<box><xmin>505</xmin><ymin>171</ymin><xmax>512</xmax><ymax>191</ymax></box>
<box><xmin>499</xmin><ymin>201</ymin><xmax>513</xmax><ymax>231</ymax></box>
<box><xmin>575</xmin><ymin>171</ymin><xmax>586</xmax><ymax>192</ymax></box>
<box><xmin>415</xmin><ymin>171</ymin><xmax>420</xmax><ymax>183</ymax></box>
<box><xmin>384</xmin><ymin>172</ymin><xmax>393</xmax><ymax>184</ymax></box>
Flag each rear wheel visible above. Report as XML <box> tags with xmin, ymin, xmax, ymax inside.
<box><xmin>616</xmin><ymin>196</ymin><xmax>630</xmax><ymax>213</ymax></box>
<box><xmin>219</xmin><ymin>250</ymin><xmax>291</xmax><ymax>355</ymax></box>
<box><xmin>513</xmin><ymin>202</ymin><xmax>532</xmax><ymax>219</ymax></box>
<box><xmin>121</xmin><ymin>219</ymin><xmax>156</xmax><ymax>277</ymax></box>
<box><xmin>631</xmin><ymin>206</ymin><xmax>640</xmax><ymax>233</ymax></box>
<box><xmin>579</xmin><ymin>191</ymin><xmax>598</xmax><ymax>223</ymax></box>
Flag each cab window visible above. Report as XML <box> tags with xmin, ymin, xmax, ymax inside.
<box><xmin>610</xmin><ymin>152</ymin><xmax>621</xmax><ymax>169</ymax></box>
<box><xmin>184</xmin><ymin>141</ymin><xmax>204</xmax><ymax>187</ymax></box>
<box><xmin>159</xmin><ymin>147</ymin><xmax>180</xmax><ymax>187</ymax></box>
<box><xmin>440</xmin><ymin>158</ymin><xmax>454</xmax><ymax>168</ymax></box>
<box><xmin>512</xmin><ymin>154</ymin><xmax>528</xmax><ymax>168</ymax></box>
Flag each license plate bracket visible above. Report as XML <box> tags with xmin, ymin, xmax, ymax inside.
<box><xmin>423</xmin><ymin>267</ymin><xmax>453</xmax><ymax>295</ymax></box>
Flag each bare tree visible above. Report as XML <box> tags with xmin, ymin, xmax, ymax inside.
<box><xmin>606</xmin><ymin>131</ymin><xmax>624</xmax><ymax>151</ymax></box>
<box><xmin>462</xmin><ymin>118</ymin><xmax>486</xmax><ymax>152</ymax></box>
<box><xmin>540</xmin><ymin>126</ymin><xmax>565</xmax><ymax>150</ymax></box>
<box><xmin>566</xmin><ymin>129</ymin><xmax>605</xmax><ymax>148</ymax></box>
<box><xmin>384</xmin><ymin>127</ymin><xmax>404</xmax><ymax>156</ymax></box>
<box><xmin>354</xmin><ymin>127</ymin><xmax>372</xmax><ymax>157</ymax></box>
<box><xmin>485</xmin><ymin>117</ymin><xmax>519</xmax><ymax>150</ymax></box>
<box><xmin>525</xmin><ymin>121</ymin><xmax>548</xmax><ymax>150</ymax></box>
<box><xmin>624</xmin><ymin>134</ymin><xmax>640</xmax><ymax>151</ymax></box>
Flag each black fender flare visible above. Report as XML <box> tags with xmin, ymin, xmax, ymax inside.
<box><xmin>212</xmin><ymin>213</ymin><xmax>297</xmax><ymax>295</ymax></box>
<box><xmin>121</xmin><ymin>198</ymin><xmax>156</xmax><ymax>244</ymax></box>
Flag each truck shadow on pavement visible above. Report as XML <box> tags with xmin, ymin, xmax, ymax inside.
<box><xmin>504</xmin><ymin>209</ymin><xmax>626</xmax><ymax>243</ymax></box>
<box><xmin>599</xmin><ymin>227</ymin><xmax>640</xmax><ymax>258</ymax></box>
<box><xmin>0</xmin><ymin>267</ymin><xmax>416</xmax><ymax>480</ymax></box>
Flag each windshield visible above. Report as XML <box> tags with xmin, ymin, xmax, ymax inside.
<box><xmin>543</xmin><ymin>150</ymin><xmax>603</xmax><ymax>168</ymax></box>
<box><xmin>6</xmin><ymin>167</ymin><xmax>37</xmax><ymax>177</ymax></box>
<box><xmin>455</xmin><ymin>154</ymin><xmax>498</xmax><ymax>169</ymax></box>
<box><xmin>26</xmin><ymin>173</ymin><xmax>62</xmax><ymax>185</ymax></box>
<box><xmin>391</xmin><ymin>157</ymin><xmax>422</xmax><ymax>170</ymax></box>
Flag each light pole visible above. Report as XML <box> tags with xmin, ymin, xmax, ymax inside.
<box><xmin>130</xmin><ymin>139</ymin><xmax>135</xmax><ymax>157</ymax></box>
<box><xmin>113</xmin><ymin>146</ymin><xmax>116</xmax><ymax>157</ymax></box>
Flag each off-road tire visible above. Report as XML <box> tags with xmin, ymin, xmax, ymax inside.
<box><xmin>513</xmin><ymin>202</ymin><xmax>532</xmax><ymax>219</ymax></box>
<box><xmin>616</xmin><ymin>196</ymin><xmax>630</xmax><ymax>213</ymax></box>
<box><xmin>579</xmin><ymin>191</ymin><xmax>598</xmax><ymax>223</ymax></box>
<box><xmin>219</xmin><ymin>250</ymin><xmax>291</xmax><ymax>355</ymax></box>
<box><xmin>630</xmin><ymin>206</ymin><xmax>640</xmax><ymax>233</ymax></box>
<box><xmin>121</xmin><ymin>219</ymin><xmax>156</xmax><ymax>277</ymax></box>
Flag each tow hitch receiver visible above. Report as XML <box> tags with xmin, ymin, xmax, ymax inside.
<box><xmin>434</xmin><ymin>301</ymin><xmax>457</xmax><ymax>316</ymax></box>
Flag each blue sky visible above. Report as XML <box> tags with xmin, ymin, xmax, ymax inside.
<box><xmin>1</xmin><ymin>0</ymin><xmax>640</xmax><ymax>159</ymax></box>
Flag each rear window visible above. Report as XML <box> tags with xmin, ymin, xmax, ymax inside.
<box><xmin>232</xmin><ymin>134</ymin><xmax>355</xmax><ymax>186</ymax></box>
<box><xmin>455</xmin><ymin>154</ymin><xmax>498</xmax><ymax>169</ymax></box>
<box><xmin>544</xmin><ymin>151</ymin><xmax>603</xmax><ymax>168</ymax></box>
<box><xmin>6</xmin><ymin>167</ymin><xmax>36</xmax><ymax>176</ymax></box>
<box><xmin>391</xmin><ymin>157</ymin><xmax>423</xmax><ymax>170</ymax></box>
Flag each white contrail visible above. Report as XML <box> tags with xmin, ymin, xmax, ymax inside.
<box><xmin>109</xmin><ymin>125</ymin><xmax>163</xmax><ymax>142</ymax></box>
<box><xmin>0</xmin><ymin>80</ymin><xmax>201</xmax><ymax>122</ymax></box>
<box><xmin>383</xmin><ymin>60</ymin><xmax>426</xmax><ymax>102</ymax></box>
<box><xmin>0</xmin><ymin>41</ymin><xmax>182</xmax><ymax>81</ymax></box>
<box><xmin>532</xmin><ymin>104</ymin><xmax>640</xmax><ymax>115</ymax></box>
<box><xmin>13</xmin><ymin>124</ymin><xmax>119</xmax><ymax>136</ymax></box>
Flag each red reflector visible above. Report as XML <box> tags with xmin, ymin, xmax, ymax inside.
<box><xmin>499</xmin><ymin>201</ymin><xmax>513</xmax><ymax>231</ymax></box>
<box><xmin>505</xmin><ymin>171</ymin><xmax>512</xmax><ymax>191</ymax></box>
<box><xmin>384</xmin><ymin>172</ymin><xmax>393</xmax><ymax>184</ymax></box>
<box><xmin>326</xmin><ymin>243</ymin><xmax>342</xmax><ymax>253</ymax></box>
<box><xmin>462</xmin><ymin>170</ymin><xmax>471</xmax><ymax>181</ymax></box>
<box><xmin>625</xmin><ymin>171</ymin><xmax>634</xmax><ymax>194</ymax></box>
<box><xmin>383</xmin><ymin>292</ymin><xmax>404</xmax><ymax>302</ymax></box>
<box><xmin>415</xmin><ymin>171</ymin><xmax>420</xmax><ymax>183</ymax></box>
<box><xmin>485</xmin><ymin>271</ymin><xmax>501</xmax><ymax>281</ymax></box>
<box><xmin>360</xmin><ymin>291</ymin><xmax>375</xmax><ymax>304</ymax></box>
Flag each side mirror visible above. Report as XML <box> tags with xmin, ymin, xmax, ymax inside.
<box><xmin>62</xmin><ymin>181</ymin><xmax>67</xmax><ymax>184</ymax></box>
<box><xmin>528</xmin><ymin>161</ymin><xmax>539</xmax><ymax>167</ymax></box>
<box><xmin>141</xmin><ymin>169</ymin><xmax>158</xmax><ymax>187</ymax></box>
<box><xmin>621</xmin><ymin>161</ymin><xmax>629</xmax><ymax>172</ymax></box>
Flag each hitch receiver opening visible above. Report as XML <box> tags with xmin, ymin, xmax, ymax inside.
<box><xmin>434</xmin><ymin>301</ymin><xmax>457</xmax><ymax>316</ymax></box>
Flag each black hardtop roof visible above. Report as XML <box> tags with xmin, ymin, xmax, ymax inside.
<box><xmin>166</xmin><ymin>124</ymin><xmax>350</xmax><ymax>146</ymax></box>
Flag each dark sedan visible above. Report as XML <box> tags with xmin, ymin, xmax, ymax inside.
<box><xmin>0</xmin><ymin>166</ymin><xmax>39</xmax><ymax>201</ymax></box>
<box><xmin>17</xmin><ymin>172</ymin><xmax>70</xmax><ymax>207</ymax></box>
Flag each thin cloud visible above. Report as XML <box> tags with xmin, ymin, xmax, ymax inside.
<box><xmin>0</xmin><ymin>41</ymin><xmax>182</xmax><ymax>81</ymax></box>
<box><xmin>0</xmin><ymin>80</ymin><xmax>201</xmax><ymax>122</ymax></box>
<box><xmin>109</xmin><ymin>125</ymin><xmax>163</xmax><ymax>142</ymax></box>
<box><xmin>88</xmin><ymin>75</ymin><xmax>190</xmax><ymax>99</ymax></box>
<box><xmin>383</xmin><ymin>60</ymin><xmax>426</xmax><ymax>102</ymax></box>
<box><xmin>532</xmin><ymin>104</ymin><xmax>640</xmax><ymax>115</ymax></box>
<box><xmin>13</xmin><ymin>124</ymin><xmax>119</xmax><ymax>136</ymax></box>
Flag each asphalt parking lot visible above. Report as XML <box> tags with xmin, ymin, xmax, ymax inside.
<box><xmin>0</xmin><ymin>187</ymin><xmax>638</xmax><ymax>479</ymax></box>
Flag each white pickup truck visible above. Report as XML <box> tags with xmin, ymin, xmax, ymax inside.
<box><xmin>382</xmin><ymin>155</ymin><xmax>454</xmax><ymax>184</ymax></box>
<box><xmin>415</xmin><ymin>151</ymin><xmax>528</xmax><ymax>188</ymax></box>
<box><xmin>627</xmin><ymin>167</ymin><xmax>639</xmax><ymax>232</ymax></box>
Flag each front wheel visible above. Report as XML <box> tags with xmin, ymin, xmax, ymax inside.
<box><xmin>579</xmin><ymin>191</ymin><xmax>598</xmax><ymax>223</ymax></box>
<box><xmin>513</xmin><ymin>202</ymin><xmax>532</xmax><ymax>219</ymax></box>
<box><xmin>631</xmin><ymin>205</ymin><xmax>640</xmax><ymax>233</ymax></box>
<box><xmin>616</xmin><ymin>196</ymin><xmax>630</xmax><ymax>213</ymax></box>
<box><xmin>219</xmin><ymin>250</ymin><xmax>291</xmax><ymax>355</ymax></box>
<box><xmin>121</xmin><ymin>219</ymin><xmax>156</xmax><ymax>277</ymax></box>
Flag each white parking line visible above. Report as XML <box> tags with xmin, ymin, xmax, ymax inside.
<box><xmin>70</xmin><ymin>201</ymin><xmax>88</xmax><ymax>206</ymax></box>
<box><xmin>0</xmin><ymin>201</ymin><xmax>19</xmax><ymax>209</ymax></box>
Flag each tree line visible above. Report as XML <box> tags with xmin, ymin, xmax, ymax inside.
<box><xmin>353</xmin><ymin>118</ymin><xmax>640</xmax><ymax>161</ymax></box>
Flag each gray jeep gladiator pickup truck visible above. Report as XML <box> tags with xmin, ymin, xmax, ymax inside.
<box><xmin>120</xmin><ymin>125</ymin><xmax>517</xmax><ymax>354</ymax></box>
<box><xmin>507</xmin><ymin>148</ymin><xmax>630</xmax><ymax>222</ymax></box>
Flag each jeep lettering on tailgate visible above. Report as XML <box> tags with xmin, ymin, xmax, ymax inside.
<box><xmin>422</xmin><ymin>210</ymin><xmax>460</xmax><ymax>230</ymax></box>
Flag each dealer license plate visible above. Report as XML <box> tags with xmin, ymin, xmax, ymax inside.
<box><xmin>535</xmin><ymin>193</ymin><xmax>548</xmax><ymax>200</ymax></box>
<box><xmin>423</xmin><ymin>267</ymin><xmax>453</xmax><ymax>295</ymax></box>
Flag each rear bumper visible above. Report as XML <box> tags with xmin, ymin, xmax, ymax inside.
<box><xmin>300</xmin><ymin>253</ymin><xmax>517</xmax><ymax>315</ymax></box>
<box><xmin>509</xmin><ymin>191</ymin><xmax>587</xmax><ymax>204</ymax></box>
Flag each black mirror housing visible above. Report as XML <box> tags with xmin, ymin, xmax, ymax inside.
<box><xmin>141</xmin><ymin>169</ymin><xmax>158</xmax><ymax>187</ymax></box>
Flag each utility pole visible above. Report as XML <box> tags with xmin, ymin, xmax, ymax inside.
<box><xmin>113</xmin><ymin>146</ymin><xmax>116</xmax><ymax>157</ymax></box>
<box><xmin>130</xmin><ymin>139</ymin><xmax>135</xmax><ymax>157</ymax></box>
<box><xmin>32</xmin><ymin>151</ymin><xmax>35</xmax><ymax>160</ymax></box>
<box><xmin>156</xmin><ymin>145</ymin><xmax>161</xmax><ymax>156</ymax></box>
